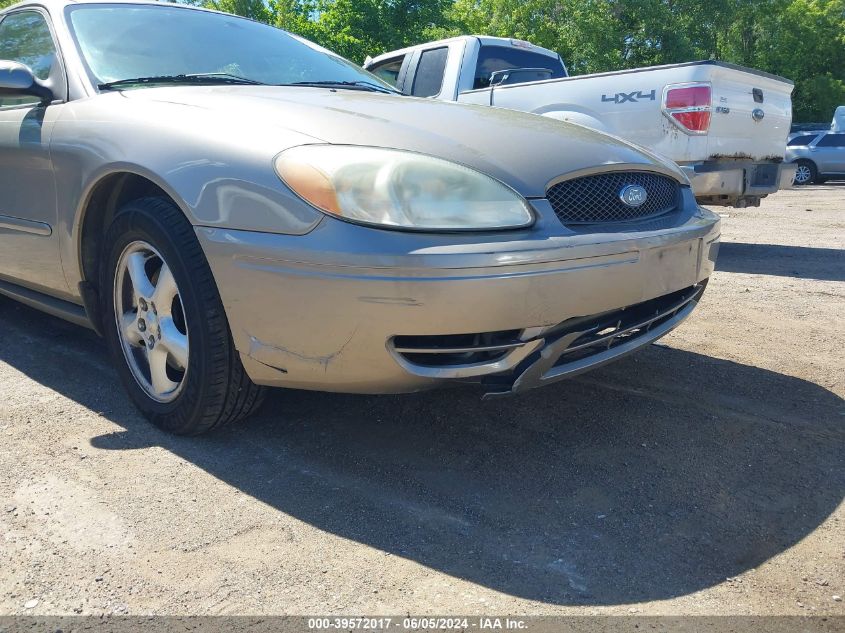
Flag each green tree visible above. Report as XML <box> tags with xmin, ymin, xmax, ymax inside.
<box><xmin>202</xmin><ymin>0</ymin><xmax>272</xmax><ymax>22</ymax></box>
<box><xmin>436</xmin><ymin>0</ymin><xmax>627</xmax><ymax>73</ymax></box>
<box><xmin>281</xmin><ymin>0</ymin><xmax>452</xmax><ymax>62</ymax></box>
<box><xmin>721</xmin><ymin>0</ymin><xmax>845</xmax><ymax>121</ymax></box>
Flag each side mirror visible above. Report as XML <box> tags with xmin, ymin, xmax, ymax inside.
<box><xmin>0</xmin><ymin>60</ymin><xmax>54</xmax><ymax>103</ymax></box>
<box><xmin>489</xmin><ymin>67</ymin><xmax>554</xmax><ymax>87</ymax></box>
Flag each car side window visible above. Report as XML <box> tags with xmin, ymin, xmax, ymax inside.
<box><xmin>411</xmin><ymin>47</ymin><xmax>448</xmax><ymax>98</ymax></box>
<box><xmin>787</xmin><ymin>134</ymin><xmax>819</xmax><ymax>147</ymax></box>
<box><xmin>816</xmin><ymin>133</ymin><xmax>845</xmax><ymax>148</ymax></box>
<box><xmin>0</xmin><ymin>10</ymin><xmax>58</xmax><ymax>108</ymax></box>
<box><xmin>473</xmin><ymin>45</ymin><xmax>566</xmax><ymax>90</ymax></box>
<box><xmin>369</xmin><ymin>56</ymin><xmax>404</xmax><ymax>88</ymax></box>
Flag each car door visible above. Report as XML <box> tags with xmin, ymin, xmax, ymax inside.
<box><xmin>0</xmin><ymin>8</ymin><xmax>67</xmax><ymax>294</ymax></box>
<box><xmin>811</xmin><ymin>133</ymin><xmax>845</xmax><ymax>174</ymax></box>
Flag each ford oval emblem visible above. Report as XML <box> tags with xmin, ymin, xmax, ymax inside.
<box><xmin>619</xmin><ymin>184</ymin><xmax>648</xmax><ymax>207</ymax></box>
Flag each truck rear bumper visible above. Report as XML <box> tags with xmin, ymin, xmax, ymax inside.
<box><xmin>682</xmin><ymin>161</ymin><xmax>796</xmax><ymax>207</ymax></box>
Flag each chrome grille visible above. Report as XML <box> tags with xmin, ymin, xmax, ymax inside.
<box><xmin>547</xmin><ymin>171</ymin><xmax>680</xmax><ymax>225</ymax></box>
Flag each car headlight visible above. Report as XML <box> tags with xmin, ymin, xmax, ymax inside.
<box><xmin>274</xmin><ymin>145</ymin><xmax>534</xmax><ymax>230</ymax></box>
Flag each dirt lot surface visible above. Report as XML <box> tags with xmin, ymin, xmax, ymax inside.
<box><xmin>1</xmin><ymin>184</ymin><xmax>843</xmax><ymax>617</ymax></box>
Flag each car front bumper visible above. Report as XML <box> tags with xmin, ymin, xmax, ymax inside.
<box><xmin>196</xmin><ymin>203</ymin><xmax>720</xmax><ymax>395</ymax></box>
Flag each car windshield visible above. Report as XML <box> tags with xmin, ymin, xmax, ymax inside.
<box><xmin>65</xmin><ymin>4</ymin><xmax>394</xmax><ymax>91</ymax></box>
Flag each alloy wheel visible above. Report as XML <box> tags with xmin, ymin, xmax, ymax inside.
<box><xmin>793</xmin><ymin>164</ymin><xmax>812</xmax><ymax>185</ymax></box>
<box><xmin>113</xmin><ymin>241</ymin><xmax>189</xmax><ymax>402</ymax></box>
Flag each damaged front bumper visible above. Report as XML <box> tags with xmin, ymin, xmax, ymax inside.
<box><xmin>481</xmin><ymin>282</ymin><xmax>705</xmax><ymax>397</ymax></box>
<box><xmin>196</xmin><ymin>203</ymin><xmax>720</xmax><ymax>395</ymax></box>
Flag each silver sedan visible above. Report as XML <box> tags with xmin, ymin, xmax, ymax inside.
<box><xmin>0</xmin><ymin>0</ymin><xmax>720</xmax><ymax>434</ymax></box>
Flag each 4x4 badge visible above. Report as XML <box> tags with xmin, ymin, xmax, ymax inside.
<box><xmin>602</xmin><ymin>90</ymin><xmax>656</xmax><ymax>104</ymax></box>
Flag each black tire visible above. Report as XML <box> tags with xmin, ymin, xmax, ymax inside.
<box><xmin>793</xmin><ymin>159</ymin><xmax>818</xmax><ymax>185</ymax></box>
<box><xmin>100</xmin><ymin>197</ymin><xmax>265</xmax><ymax>435</ymax></box>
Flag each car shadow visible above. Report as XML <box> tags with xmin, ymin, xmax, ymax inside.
<box><xmin>794</xmin><ymin>180</ymin><xmax>845</xmax><ymax>189</ymax></box>
<box><xmin>716</xmin><ymin>242</ymin><xmax>845</xmax><ymax>281</ymax></box>
<box><xmin>1</xmin><ymin>297</ymin><xmax>843</xmax><ymax>606</ymax></box>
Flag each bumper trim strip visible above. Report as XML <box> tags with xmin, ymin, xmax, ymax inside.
<box><xmin>483</xmin><ymin>285</ymin><xmax>702</xmax><ymax>398</ymax></box>
<box><xmin>392</xmin><ymin>340</ymin><xmax>526</xmax><ymax>355</ymax></box>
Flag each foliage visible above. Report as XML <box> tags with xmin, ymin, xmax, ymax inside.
<box><xmin>266</xmin><ymin>0</ymin><xmax>453</xmax><ymax>61</ymax></box>
<box><xmin>203</xmin><ymin>0</ymin><xmax>272</xmax><ymax>22</ymax></box>
<box><xmin>259</xmin><ymin>0</ymin><xmax>844</xmax><ymax>122</ymax></box>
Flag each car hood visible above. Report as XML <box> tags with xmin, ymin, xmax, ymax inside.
<box><xmin>122</xmin><ymin>86</ymin><xmax>684</xmax><ymax>197</ymax></box>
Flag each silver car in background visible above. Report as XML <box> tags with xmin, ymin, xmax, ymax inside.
<box><xmin>786</xmin><ymin>130</ymin><xmax>845</xmax><ymax>184</ymax></box>
<box><xmin>0</xmin><ymin>0</ymin><xmax>720</xmax><ymax>435</ymax></box>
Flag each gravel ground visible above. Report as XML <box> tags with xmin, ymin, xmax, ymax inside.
<box><xmin>0</xmin><ymin>184</ymin><xmax>843</xmax><ymax>617</ymax></box>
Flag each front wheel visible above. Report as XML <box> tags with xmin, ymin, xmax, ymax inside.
<box><xmin>793</xmin><ymin>160</ymin><xmax>818</xmax><ymax>185</ymax></box>
<box><xmin>101</xmin><ymin>197</ymin><xmax>265</xmax><ymax>435</ymax></box>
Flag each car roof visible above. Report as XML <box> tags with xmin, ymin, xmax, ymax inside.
<box><xmin>1</xmin><ymin>0</ymin><xmax>213</xmax><ymax>14</ymax></box>
<box><xmin>366</xmin><ymin>36</ymin><xmax>559</xmax><ymax>67</ymax></box>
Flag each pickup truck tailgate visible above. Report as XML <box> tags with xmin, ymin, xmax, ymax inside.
<box><xmin>706</xmin><ymin>64</ymin><xmax>793</xmax><ymax>161</ymax></box>
<box><xmin>471</xmin><ymin>60</ymin><xmax>794</xmax><ymax>165</ymax></box>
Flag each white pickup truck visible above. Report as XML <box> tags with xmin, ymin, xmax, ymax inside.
<box><xmin>365</xmin><ymin>36</ymin><xmax>797</xmax><ymax>207</ymax></box>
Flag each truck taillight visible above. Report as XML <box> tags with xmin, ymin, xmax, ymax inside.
<box><xmin>663</xmin><ymin>83</ymin><xmax>711</xmax><ymax>134</ymax></box>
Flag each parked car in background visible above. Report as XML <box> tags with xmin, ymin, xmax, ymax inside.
<box><xmin>786</xmin><ymin>106</ymin><xmax>845</xmax><ymax>184</ymax></box>
<box><xmin>0</xmin><ymin>0</ymin><xmax>721</xmax><ymax>435</ymax></box>
<box><xmin>365</xmin><ymin>36</ymin><xmax>797</xmax><ymax>208</ymax></box>
<box><xmin>786</xmin><ymin>130</ymin><xmax>845</xmax><ymax>184</ymax></box>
